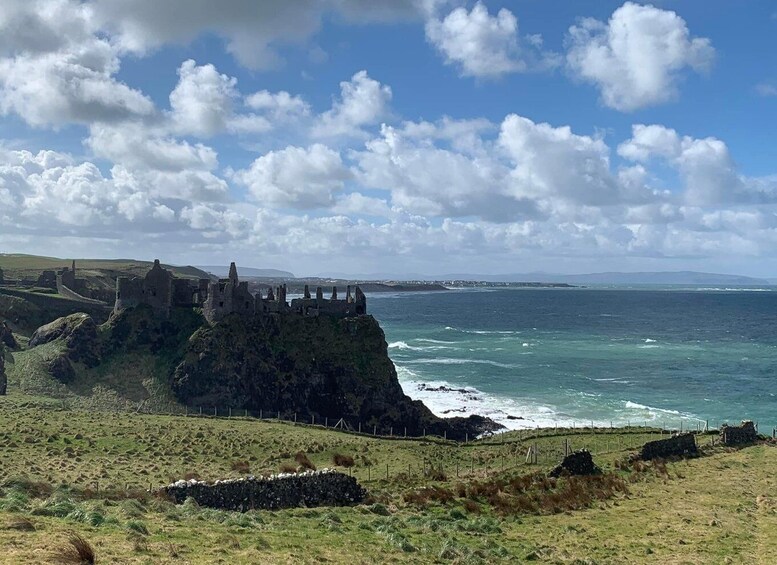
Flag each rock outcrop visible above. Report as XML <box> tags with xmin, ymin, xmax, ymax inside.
<box><xmin>171</xmin><ymin>312</ymin><xmax>502</xmax><ymax>440</ymax></box>
<box><xmin>640</xmin><ymin>433</ymin><xmax>697</xmax><ymax>461</ymax></box>
<box><xmin>549</xmin><ymin>450</ymin><xmax>601</xmax><ymax>478</ymax></box>
<box><xmin>0</xmin><ymin>342</ymin><xmax>6</xmax><ymax>395</ymax></box>
<box><xmin>29</xmin><ymin>313</ymin><xmax>100</xmax><ymax>367</ymax></box>
<box><xmin>160</xmin><ymin>469</ymin><xmax>366</xmax><ymax>512</ymax></box>
<box><xmin>0</xmin><ymin>321</ymin><xmax>17</xmax><ymax>350</ymax></box>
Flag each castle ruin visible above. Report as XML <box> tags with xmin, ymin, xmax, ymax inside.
<box><xmin>114</xmin><ymin>260</ymin><xmax>366</xmax><ymax>323</ymax></box>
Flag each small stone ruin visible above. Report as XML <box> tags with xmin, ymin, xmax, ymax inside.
<box><xmin>548</xmin><ymin>449</ymin><xmax>601</xmax><ymax>478</ymax></box>
<box><xmin>640</xmin><ymin>433</ymin><xmax>697</xmax><ymax>461</ymax></box>
<box><xmin>720</xmin><ymin>421</ymin><xmax>758</xmax><ymax>446</ymax></box>
<box><xmin>159</xmin><ymin>469</ymin><xmax>366</xmax><ymax>512</ymax></box>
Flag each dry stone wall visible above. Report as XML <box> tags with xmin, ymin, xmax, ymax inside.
<box><xmin>549</xmin><ymin>450</ymin><xmax>601</xmax><ymax>478</ymax></box>
<box><xmin>720</xmin><ymin>421</ymin><xmax>757</xmax><ymax>446</ymax></box>
<box><xmin>640</xmin><ymin>433</ymin><xmax>697</xmax><ymax>460</ymax></box>
<box><xmin>160</xmin><ymin>469</ymin><xmax>366</xmax><ymax>512</ymax></box>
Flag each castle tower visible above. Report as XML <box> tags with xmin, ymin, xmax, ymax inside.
<box><xmin>304</xmin><ymin>285</ymin><xmax>311</xmax><ymax>299</ymax></box>
<box><xmin>346</xmin><ymin>285</ymin><xmax>352</xmax><ymax>303</ymax></box>
<box><xmin>331</xmin><ymin>286</ymin><xmax>338</xmax><ymax>300</ymax></box>
<box><xmin>316</xmin><ymin>287</ymin><xmax>323</xmax><ymax>300</ymax></box>
<box><xmin>71</xmin><ymin>260</ymin><xmax>76</xmax><ymax>276</ymax></box>
<box><xmin>228</xmin><ymin>262</ymin><xmax>238</xmax><ymax>285</ymax></box>
<box><xmin>267</xmin><ymin>287</ymin><xmax>275</xmax><ymax>301</ymax></box>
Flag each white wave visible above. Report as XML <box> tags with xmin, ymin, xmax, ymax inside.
<box><xmin>406</xmin><ymin>357</ymin><xmax>521</xmax><ymax>370</ymax></box>
<box><xmin>388</xmin><ymin>341</ymin><xmax>414</xmax><ymax>350</ymax></box>
<box><xmin>444</xmin><ymin>326</ymin><xmax>520</xmax><ymax>335</ymax></box>
<box><xmin>416</xmin><ymin>338</ymin><xmax>461</xmax><ymax>344</ymax></box>
<box><xmin>638</xmin><ymin>344</ymin><xmax>660</xmax><ymax>349</ymax></box>
<box><xmin>644</xmin><ymin>338</ymin><xmax>657</xmax><ymax>343</ymax></box>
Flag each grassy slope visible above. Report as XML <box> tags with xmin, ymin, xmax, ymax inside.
<box><xmin>0</xmin><ymin>253</ymin><xmax>211</xmax><ymax>281</ymax></box>
<box><xmin>0</xmin><ymin>393</ymin><xmax>775</xmax><ymax>564</ymax></box>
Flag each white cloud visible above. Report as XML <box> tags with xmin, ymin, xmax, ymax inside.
<box><xmin>0</xmin><ymin>149</ymin><xmax>176</xmax><ymax>228</ymax></box>
<box><xmin>312</xmin><ymin>71</ymin><xmax>392</xmax><ymax>138</ymax></box>
<box><xmin>755</xmin><ymin>83</ymin><xmax>777</xmax><ymax>97</ymax></box>
<box><xmin>169</xmin><ymin>59</ymin><xmax>237</xmax><ymax>137</ymax></box>
<box><xmin>354</xmin><ymin>123</ymin><xmax>531</xmax><ymax>221</ymax></box>
<box><xmin>87</xmin><ymin>123</ymin><xmax>218</xmax><ymax>172</ymax></box>
<box><xmin>566</xmin><ymin>2</ymin><xmax>715</xmax><ymax>111</ymax></box>
<box><xmin>90</xmin><ymin>0</ymin><xmax>437</xmax><ymax>70</ymax></box>
<box><xmin>0</xmin><ymin>0</ymin><xmax>154</xmax><ymax>127</ymax></box>
<box><xmin>245</xmin><ymin>90</ymin><xmax>310</xmax><ymax>120</ymax></box>
<box><xmin>618</xmin><ymin>124</ymin><xmax>745</xmax><ymax>206</ymax></box>
<box><xmin>233</xmin><ymin>144</ymin><xmax>352</xmax><ymax>209</ymax></box>
<box><xmin>425</xmin><ymin>2</ymin><xmax>557</xmax><ymax>78</ymax></box>
<box><xmin>499</xmin><ymin>114</ymin><xmax>651</xmax><ymax>206</ymax></box>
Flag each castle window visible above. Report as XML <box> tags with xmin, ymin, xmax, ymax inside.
<box><xmin>219</xmin><ymin>301</ymin><xmax>224</xmax><ymax>307</ymax></box>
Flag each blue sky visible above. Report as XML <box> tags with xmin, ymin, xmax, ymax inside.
<box><xmin>0</xmin><ymin>1</ymin><xmax>776</xmax><ymax>277</ymax></box>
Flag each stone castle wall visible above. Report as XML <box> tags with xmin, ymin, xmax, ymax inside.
<box><xmin>160</xmin><ymin>469</ymin><xmax>366</xmax><ymax>512</ymax></box>
<box><xmin>115</xmin><ymin>260</ymin><xmax>367</xmax><ymax>323</ymax></box>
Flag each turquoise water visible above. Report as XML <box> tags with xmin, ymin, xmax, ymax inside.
<box><xmin>368</xmin><ymin>288</ymin><xmax>777</xmax><ymax>431</ymax></box>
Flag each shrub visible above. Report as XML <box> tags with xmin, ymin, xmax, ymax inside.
<box><xmin>294</xmin><ymin>452</ymin><xmax>316</xmax><ymax>471</ymax></box>
<box><xmin>332</xmin><ymin>453</ymin><xmax>354</xmax><ymax>467</ymax></box>
<box><xmin>231</xmin><ymin>461</ymin><xmax>250</xmax><ymax>474</ymax></box>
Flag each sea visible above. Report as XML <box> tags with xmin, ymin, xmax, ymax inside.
<box><xmin>367</xmin><ymin>286</ymin><xmax>777</xmax><ymax>432</ymax></box>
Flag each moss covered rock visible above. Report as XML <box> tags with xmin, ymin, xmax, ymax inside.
<box><xmin>29</xmin><ymin>313</ymin><xmax>100</xmax><ymax>367</ymax></box>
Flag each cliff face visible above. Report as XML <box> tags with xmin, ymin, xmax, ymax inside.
<box><xmin>171</xmin><ymin>313</ymin><xmax>500</xmax><ymax>440</ymax></box>
<box><xmin>0</xmin><ymin>342</ymin><xmax>6</xmax><ymax>395</ymax></box>
<box><xmin>20</xmin><ymin>307</ymin><xmax>501</xmax><ymax>440</ymax></box>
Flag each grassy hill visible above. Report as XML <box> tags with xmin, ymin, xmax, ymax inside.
<box><xmin>0</xmin><ymin>254</ymin><xmax>211</xmax><ymax>282</ymax></box>
<box><xmin>0</xmin><ymin>390</ymin><xmax>775</xmax><ymax>563</ymax></box>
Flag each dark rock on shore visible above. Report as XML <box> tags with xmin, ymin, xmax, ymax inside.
<box><xmin>48</xmin><ymin>355</ymin><xmax>75</xmax><ymax>383</ymax></box>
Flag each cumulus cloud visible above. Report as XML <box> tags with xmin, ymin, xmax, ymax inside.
<box><xmin>0</xmin><ymin>0</ymin><xmax>154</xmax><ymax>127</ymax></box>
<box><xmin>425</xmin><ymin>2</ymin><xmax>557</xmax><ymax>78</ymax></box>
<box><xmin>312</xmin><ymin>71</ymin><xmax>392</xmax><ymax>138</ymax></box>
<box><xmin>618</xmin><ymin>124</ymin><xmax>745</xmax><ymax>205</ymax></box>
<box><xmin>232</xmin><ymin>144</ymin><xmax>352</xmax><ymax>209</ymax></box>
<box><xmin>0</xmin><ymin>149</ymin><xmax>175</xmax><ymax>228</ymax></box>
<box><xmin>90</xmin><ymin>0</ymin><xmax>437</xmax><ymax>70</ymax></box>
<box><xmin>169</xmin><ymin>59</ymin><xmax>237</xmax><ymax>137</ymax></box>
<box><xmin>354</xmin><ymin>122</ymin><xmax>533</xmax><ymax>221</ymax></box>
<box><xmin>566</xmin><ymin>2</ymin><xmax>715</xmax><ymax>111</ymax></box>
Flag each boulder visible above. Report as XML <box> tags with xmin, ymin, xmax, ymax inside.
<box><xmin>549</xmin><ymin>450</ymin><xmax>601</xmax><ymax>478</ymax></box>
<box><xmin>30</xmin><ymin>313</ymin><xmax>99</xmax><ymax>367</ymax></box>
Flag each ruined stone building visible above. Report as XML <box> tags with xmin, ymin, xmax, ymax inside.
<box><xmin>114</xmin><ymin>260</ymin><xmax>366</xmax><ymax>323</ymax></box>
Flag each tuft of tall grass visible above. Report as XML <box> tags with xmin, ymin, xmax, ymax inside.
<box><xmin>50</xmin><ymin>533</ymin><xmax>95</xmax><ymax>564</ymax></box>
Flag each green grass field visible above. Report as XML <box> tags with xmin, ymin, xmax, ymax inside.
<box><xmin>1</xmin><ymin>391</ymin><xmax>775</xmax><ymax>564</ymax></box>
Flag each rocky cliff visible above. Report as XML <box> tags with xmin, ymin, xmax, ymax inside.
<box><xmin>18</xmin><ymin>307</ymin><xmax>501</xmax><ymax>440</ymax></box>
<box><xmin>0</xmin><ymin>342</ymin><xmax>6</xmax><ymax>395</ymax></box>
<box><xmin>171</xmin><ymin>313</ymin><xmax>500</xmax><ymax>440</ymax></box>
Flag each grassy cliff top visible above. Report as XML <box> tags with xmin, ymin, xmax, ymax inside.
<box><xmin>0</xmin><ymin>392</ymin><xmax>775</xmax><ymax>563</ymax></box>
<box><xmin>0</xmin><ymin>254</ymin><xmax>211</xmax><ymax>281</ymax></box>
